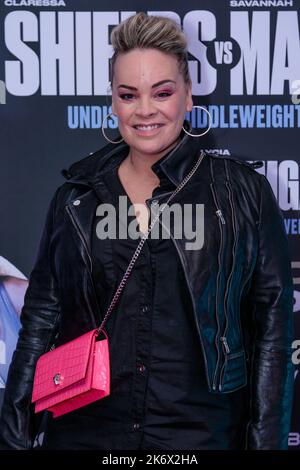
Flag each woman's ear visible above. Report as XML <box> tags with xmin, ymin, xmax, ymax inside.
<box><xmin>111</xmin><ymin>99</ymin><xmax>116</xmax><ymax>116</ymax></box>
<box><xmin>186</xmin><ymin>83</ymin><xmax>193</xmax><ymax>112</ymax></box>
<box><xmin>110</xmin><ymin>84</ymin><xmax>117</xmax><ymax>116</ymax></box>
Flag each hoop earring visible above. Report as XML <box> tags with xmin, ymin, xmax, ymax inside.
<box><xmin>101</xmin><ymin>112</ymin><xmax>124</xmax><ymax>144</ymax></box>
<box><xmin>182</xmin><ymin>105</ymin><xmax>212</xmax><ymax>137</ymax></box>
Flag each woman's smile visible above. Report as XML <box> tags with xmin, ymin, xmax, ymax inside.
<box><xmin>132</xmin><ymin>123</ymin><xmax>165</xmax><ymax>136</ymax></box>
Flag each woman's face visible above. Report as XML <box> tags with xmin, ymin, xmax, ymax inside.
<box><xmin>111</xmin><ymin>48</ymin><xmax>193</xmax><ymax>159</ymax></box>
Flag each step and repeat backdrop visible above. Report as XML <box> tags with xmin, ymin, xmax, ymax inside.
<box><xmin>0</xmin><ymin>0</ymin><xmax>299</xmax><ymax>449</ymax></box>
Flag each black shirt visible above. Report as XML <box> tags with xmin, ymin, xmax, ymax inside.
<box><xmin>42</xmin><ymin>154</ymin><xmax>249</xmax><ymax>450</ymax></box>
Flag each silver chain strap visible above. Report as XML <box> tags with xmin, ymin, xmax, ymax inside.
<box><xmin>96</xmin><ymin>150</ymin><xmax>205</xmax><ymax>336</ymax></box>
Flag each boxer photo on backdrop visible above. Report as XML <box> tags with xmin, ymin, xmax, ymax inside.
<box><xmin>0</xmin><ymin>256</ymin><xmax>28</xmax><ymax>397</ymax></box>
<box><xmin>0</xmin><ymin>12</ymin><xmax>294</xmax><ymax>450</ymax></box>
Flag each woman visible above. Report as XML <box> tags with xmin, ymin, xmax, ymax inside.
<box><xmin>0</xmin><ymin>12</ymin><xmax>294</xmax><ymax>450</ymax></box>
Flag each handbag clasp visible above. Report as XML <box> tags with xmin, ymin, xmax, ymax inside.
<box><xmin>53</xmin><ymin>373</ymin><xmax>62</xmax><ymax>385</ymax></box>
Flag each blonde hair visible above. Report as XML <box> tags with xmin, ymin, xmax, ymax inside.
<box><xmin>110</xmin><ymin>12</ymin><xmax>191</xmax><ymax>89</ymax></box>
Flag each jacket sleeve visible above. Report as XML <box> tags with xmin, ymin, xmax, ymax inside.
<box><xmin>0</xmin><ymin>187</ymin><xmax>62</xmax><ymax>450</ymax></box>
<box><xmin>245</xmin><ymin>174</ymin><xmax>294</xmax><ymax>450</ymax></box>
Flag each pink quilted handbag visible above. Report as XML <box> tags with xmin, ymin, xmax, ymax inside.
<box><xmin>31</xmin><ymin>328</ymin><xmax>110</xmax><ymax>418</ymax></box>
<box><xmin>31</xmin><ymin>150</ymin><xmax>204</xmax><ymax>418</ymax></box>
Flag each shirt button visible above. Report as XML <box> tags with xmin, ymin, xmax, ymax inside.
<box><xmin>133</xmin><ymin>423</ymin><xmax>140</xmax><ymax>430</ymax></box>
<box><xmin>151</xmin><ymin>200</ymin><xmax>159</xmax><ymax>214</ymax></box>
<box><xmin>138</xmin><ymin>364</ymin><xmax>146</xmax><ymax>373</ymax></box>
<box><xmin>141</xmin><ymin>305</ymin><xmax>150</xmax><ymax>313</ymax></box>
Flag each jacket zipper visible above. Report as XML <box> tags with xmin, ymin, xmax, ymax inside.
<box><xmin>218</xmin><ymin>180</ymin><xmax>237</xmax><ymax>391</ymax></box>
<box><xmin>220</xmin><ymin>335</ymin><xmax>230</xmax><ymax>353</ymax></box>
<box><xmin>47</xmin><ymin>313</ymin><xmax>61</xmax><ymax>351</ymax></box>
<box><xmin>65</xmin><ymin>203</ymin><xmax>103</xmax><ymax>325</ymax></box>
<box><xmin>49</xmin><ymin>332</ymin><xmax>59</xmax><ymax>351</ymax></box>
<box><xmin>210</xmin><ymin>182</ymin><xmax>226</xmax><ymax>391</ymax></box>
<box><xmin>215</xmin><ymin>209</ymin><xmax>225</xmax><ymax>224</ymax></box>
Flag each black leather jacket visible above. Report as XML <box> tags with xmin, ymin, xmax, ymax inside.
<box><xmin>0</xmin><ymin>123</ymin><xmax>294</xmax><ymax>449</ymax></box>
